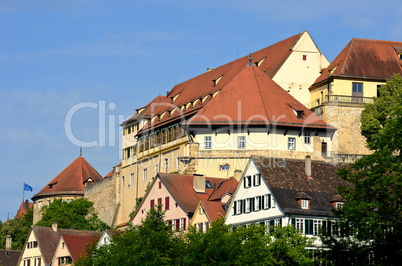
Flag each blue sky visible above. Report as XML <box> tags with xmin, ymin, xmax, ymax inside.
<box><xmin>1</xmin><ymin>0</ymin><xmax>401</xmax><ymax>222</ymax></box>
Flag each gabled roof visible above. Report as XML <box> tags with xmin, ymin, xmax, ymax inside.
<box><xmin>26</xmin><ymin>226</ymin><xmax>102</xmax><ymax>265</ymax></box>
<box><xmin>15</xmin><ymin>200</ymin><xmax>33</xmax><ymax>217</ymax></box>
<box><xmin>158</xmin><ymin>173</ymin><xmax>225</xmax><ymax>213</ymax></box>
<box><xmin>252</xmin><ymin>156</ymin><xmax>351</xmax><ymax>216</ymax></box>
<box><xmin>199</xmin><ymin>200</ymin><xmax>227</xmax><ymax>222</ymax></box>
<box><xmin>312</xmin><ymin>38</ymin><xmax>402</xmax><ymax>88</ymax></box>
<box><xmin>208</xmin><ymin>177</ymin><xmax>238</xmax><ymax>201</ymax></box>
<box><xmin>184</xmin><ymin>66</ymin><xmax>334</xmax><ymax>129</ymax></box>
<box><xmin>33</xmin><ymin>156</ymin><xmax>103</xmax><ymax>199</ymax></box>
<box><xmin>123</xmin><ymin>32</ymin><xmax>315</xmax><ymax>134</ymax></box>
<box><xmin>61</xmin><ymin>235</ymin><xmax>99</xmax><ymax>261</ymax></box>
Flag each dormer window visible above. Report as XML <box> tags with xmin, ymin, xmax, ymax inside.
<box><xmin>301</xmin><ymin>199</ymin><xmax>309</xmax><ymax>209</ymax></box>
<box><xmin>296</xmin><ymin>110</ymin><xmax>304</xmax><ymax>119</ymax></box>
<box><xmin>48</xmin><ymin>182</ymin><xmax>57</xmax><ymax>189</ymax></box>
<box><xmin>296</xmin><ymin>192</ymin><xmax>311</xmax><ymax>209</ymax></box>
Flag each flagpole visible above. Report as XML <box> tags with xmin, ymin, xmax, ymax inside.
<box><xmin>23</xmin><ymin>181</ymin><xmax>25</xmax><ymax>202</ymax></box>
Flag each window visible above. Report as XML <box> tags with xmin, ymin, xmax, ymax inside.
<box><xmin>264</xmin><ymin>194</ymin><xmax>271</xmax><ymax>209</ymax></box>
<box><xmin>130</xmin><ymin>173</ymin><xmax>134</xmax><ymax>186</ymax></box>
<box><xmin>158</xmin><ymin>198</ymin><xmax>162</xmax><ymax>210</ymax></box>
<box><xmin>244</xmin><ymin>176</ymin><xmax>252</xmax><ymax>188</ymax></box>
<box><xmin>234</xmin><ymin>200</ymin><xmax>242</xmax><ymax>215</ymax></box>
<box><xmin>238</xmin><ymin>136</ymin><xmax>246</xmax><ymax>149</ymax></box>
<box><xmin>303</xmin><ymin>54</ymin><xmax>307</xmax><ymax>61</ymax></box>
<box><xmin>304</xmin><ymin>131</ymin><xmax>311</xmax><ymax>144</ymax></box>
<box><xmin>143</xmin><ymin>169</ymin><xmax>147</xmax><ymax>181</ymax></box>
<box><xmin>199</xmin><ymin>207</ymin><xmax>204</xmax><ymax>214</ymax></box>
<box><xmin>205</xmin><ymin>136</ymin><xmax>212</xmax><ymax>149</ymax></box>
<box><xmin>253</xmin><ymin>174</ymin><xmax>261</xmax><ymax>186</ymax></box>
<box><xmin>158</xmin><ymin>181</ymin><xmax>162</xmax><ymax>189</ymax></box>
<box><xmin>245</xmin><ymin>198</ymin><xmax>252</xmax><ymax>213</ymax></box>
<box><xmin>313</xmin><ymin>220</ymin><xmax>322</xmax><ymax>235</ymax></box>
<box><xmin>34</xmin><ymin>258</ymin><xmax>41</xmax><ymax>266</ymax></box>
<box><xmin>220</xmin><ymin>164</ymin><xmax>230</xmax><ymax>171</ymax></box>
<box><xmin>180</xmin><ymin>218</ymin><xmax>186</xmax><ymax>231</ymax></box>
<box><xmin>336</xmin><ymin>202</ymin><xmax>344</xmax><ymax>209</ymax></box>
<box><xmin>164</xmin><ymin>158</ymin><xmax>169</xmax><ymax>173</ymax></box>
<box><xmin>352</xmin><ymin>82</ymin><xmax>363</xmax><ymax>97</ymax></box>
<box><xmin>254</xmin><ymin>196</ymin><xmax>261</xmax><ymax>211</ymax></box>
<box><xmin>296</xmin><ymin>218</ymin><xmax>304</xmax><ymax>233</ymax></box>
<box><xmin>121</xmin><ymin>176</ymin><xmax>125</xmax><ymax>187</ymax></box>
<box><xmin>301</xmin><ymin>199</ymin><xmax>309</xmax><ymax>209</ymax></box>
<box><xmin>165</xmin><ymin>197</ymin><xmax>170</xmax><ymax>210</ymax></box>
<box><xmin>288</xmin><ymin>137</ymin><xmax>296</xmax><ymax>150</ymax></box>
<box><xmin>150</xmin><ymin>200</ymin><xmax>155</xmax><ymax>209</ymax></box>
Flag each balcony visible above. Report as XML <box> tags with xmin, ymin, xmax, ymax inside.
<box><xmin>311</xmin><ymin>95</ymin><xmax>374</xmax><ymax>108</ymax></box>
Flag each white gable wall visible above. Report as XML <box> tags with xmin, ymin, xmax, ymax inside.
<box><xmin>225</xmin><ymin>160</ymin><xmax>283</xmax><ymax>226</ymax></box>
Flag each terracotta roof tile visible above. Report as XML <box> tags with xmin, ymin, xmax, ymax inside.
<box><xmin>158</xmin><ymin>173</ymin><xmax>226</xmax><ymax>213</ymax></box>
<box><xmin>252</xmin><ymin>156</ymin><xmax>351</xmax><ymax>217</ymax></box>
<box><xmin>33</xmin><ymin>156</ymin><xmax>103</xmax><ymax>199</ymax></box>
<box><xmin>15</xmin><ymin>200</ymin><xmax>33</xmax><ymax>217</ymax></box>
<box><xmin>200</xmin><ymin>201</ymin><xmax>226</xmax><ymax>222</ymax></box>
<box><xmin>208</xmin><ymin>177</ymin><xmax>238</xmax><ymax>201</ymax></box>
<box><xmin>62</xmin><ymin>235</ymin><xmax>99</xmax><ymax>261</ymax></box>
<box><xmin>124</xmin><ymin>33</ymin><xmax>307</xmax><ymax>134</ymax></box>
<box><xmin>312</xmin><ymin>38</ymin><xmax>402</xmax><ymax>87</ymax></box>
<box><xmin>185</xmin><ymin>66</ymin><xmax>333</xmax><ymax>129</ymax></box>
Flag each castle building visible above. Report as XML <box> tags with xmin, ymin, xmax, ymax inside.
<box><xmin>32</xmin><ymin>156</ymin><xmax>103</xmax><ymax>224</ymax></box>
<box><xmin>115</xmin><ymin>32</ymin><xmax>333</xmax><ymax>226</ymax></box>
<box><xmin>309</xmin><ymin>38</ymin><xmax>402</xmax><ymax>162</ymax></box>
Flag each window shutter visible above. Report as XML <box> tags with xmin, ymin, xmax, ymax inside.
<box><xmin>176</xmin><ymin>219</ymin><xmax>180</xmax><ymax>232</ymax></box>
<box><xmin>279</xmin><ymin>219</ymin><xmax>282</xmax><ymax>226</ymax></box>
<box><xmin>305</xmin><ymin>219</ymin><xmax>313</xmax><ymax>235</ymax></box>
<box><xmin>291</xmin><ymin>218</ymin><xmax>296</xmax><ymax>228</ymax></box>
<box><xmin>165</xmin><ymin>197</ymin><xmax>170</xmax><ymax>210</ymax></box>
<box><xmin>168</xmin><ymin>220</ymin><xmax>172</xmax><ymax>226</ymax></box>
<box><xmin>322</xmin><ymin>221</ymin><xmax>327</xmax><ymax>236</ymax></box>
<box><xmin>150</xmin><ymin>199</ymin><xmax>155</xmax><ymax>209</ymax></box>
<box><xmin>268</xmin><ymin>194</ymin><xmax>271</xmax><ymax>209</ymax></box>
<box><xmin>241</xmin><ymin>199</ymin><xmax>245</xmax><ymax>214</ymax></box>
<box><xmin>233</xmin><ymin>201</ymin><xmax>237</xmax><ymax>215</ymax></box>
<box><xmin>158</xmin><ymin>198</ymin><xmax>162</xmax><ymax>210</ymax></box>
<box><xmin>183</xmin><ymin>218</ymin><xmax>187</xmax><ymax>231</ymax></box>
<box><xmin>259</xmin><ymin>196</ymin><xmax>263</xmax><ymax>210</ymax></box>
<box><xmin>251</xmin><ymin>197</ymin><xmax>255</xmax><ymax>212</ymax></box>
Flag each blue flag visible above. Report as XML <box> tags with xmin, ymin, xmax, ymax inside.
<box><xmin>24</xmin><ymin>183</ymin><xmax>33</xmax><ymax>192</ymax></box>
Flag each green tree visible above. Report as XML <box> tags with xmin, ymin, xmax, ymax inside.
<box><xmin>0</xmin><ymin>208</ymin><xmax>33</xmax><ymax>250</ymax></box>
<box><xmin>36</xmin><ymin>198</ymin><xmax>109</xmax><ymax>231</ymax></box>
<box><xmin>328</xmin><ymin>74</ymin><xmax>402</xmax><ymax>264</ymax></box>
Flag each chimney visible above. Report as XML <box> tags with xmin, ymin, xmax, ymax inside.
<box><xmin>233</xmin><ymin>169</ymin><xmax>242</xmax><ymax>181</ymax></box>
<box><xmin>193</xmin><ymin>175</ymin><xmax>205</xmax><ymax>193</ymax></box>
<box><xmin>6</xmin><ymin>235</ymin><xmax>11</xmax><ymax>250</ymax></box>
<box><xmin>52</xmin><ymin>222</ymin><xmax>58</xmax><ymax>232</ymax></box>
<box><xmin>24</xmin><ymin>200</ymin><xmax>29</xmax><ymax>210</ymax></box>
<box><xmin>305</xmin><ymin>155</ymin><xmax>312</xmax><ymax>179</ymax></box>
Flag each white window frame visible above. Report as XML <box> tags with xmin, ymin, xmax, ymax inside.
<box><xmin>235</xmin><ymin>200</ymin><xmax>242</xmax><ymax>214</ymax></box>
<box><xmin>264</xmin><ymin>194</ymin><xmax>270</xmax><ymax>209</ymax></box>
<box><xmin>313</xmin><ymin>220</ymin><xmax>322</xmax><ymax>235</ymax></box>
<box><xmin>254</xmin><ymin>196</ymin><xmax>260</xmax><ymax>211</ymax></box>
<box><xmin>244</xmin><ymin>176</ymin><xmax>252</xmax><ymax>188</ymax></box>
<box><xmin>164</xmin><ymin>158</ymin><xmax>169</xmax><ymax>173</ymax></box>
<box><xmin>220</xmin><ymin>164</ymin><xmax>230</xmax><ymax>171</ymax></box>
<box><xmin>205</xmin><ymin>136</ymin><xmax>212</xmax><ymax>149</ymax></box>
<box><xmin>238</xmin><ymin>136</ymin><xmax>246</xmax><ymax>149</ymax></box>
<box><xmin>245</xmin><ymin>198</ymin><xmax>252</xmax><ymax>213</ymax></box>
<box><xmin>301</xmin><ymin>199</ymin><xmax>309</xmax><ymax>209</ymax></box>
<box><xmin>253</xmin><ymin>174</ymin><xmax>261</xmax><ymax>186</ymax></box>
<box><xmin>296</xmin><ymin>218</ymin><xmax>304</xmax><ymax>234</ymax></box>
<box><xmin>304</xmin><ymin>131</ymin><xmax>311</xmax><ymax>144</ymax></box>
<box><xmin>180</xmin><ymin>218</ymin><xmax>185</xmax><ymax>231</ymax></box>
<box><xmin>288</xmin><ymin>137</ymin><xmax>296</xmax><ymax>150</ymax></box>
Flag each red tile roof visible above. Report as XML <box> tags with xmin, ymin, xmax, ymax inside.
<box><xmin>15</xmin><ymin>200</ymin><xmax>33</xmax><ymax>217</ymax></box>
<box><xmin>33</xmin><ymin>156</ymin><xmax>103</xmax><ymax>199</ymax></box>
<box><xmin>27</xmin><ymin>226</ymin><xmax>102</xmax><ymax>265</ymax></box>
<box><xmin>123</xmin><ymin>32</ymin><xmax>314</xmax><ymax>134</ymax></box>
<box><xmin>208</xmin><ymin>177</ymin><xmax>238</xmax><ymax>201</ymax></box>
<box><xmin>200</xmin><ymin>200</ymin><xmax>227</xmax><ymax>222</ymax></box>
<box><xmin>312</xmin><ymin>38</ymin><xmax>402</xmax><ymax>88</ymax></box>
<box><xmin>159</xmin><ymin>173</ymin><xmax>226</xmax><ymax>213</ymax></box>
<box><xmin>62</xmin><ymin>235</ymin><xmax>99</xmax><ymax>261</ymax></box>
<box><xmin>184</xmin><ymin>66</ymin><xmax>333</xmax><ymax>129</ymax></box>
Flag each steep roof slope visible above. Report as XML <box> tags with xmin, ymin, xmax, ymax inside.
<box><xmin>29</xmin><ymin>226</ymin><xmax>102</xmax><ymax>265</ymax></box>
<box><xmin>125</xmin><ymin>32</ymin><xmax>310</xmax><ymax>134</ymax></box>
<box><xmin>312</xmin><ymin>38</ymin><xmax>402</xmax><ymax>87</ymax></box>
<box><xmin>0</xmin><ymin>250</ymin><xmax>21</xmax><ymax>266</ymax></box>
<box><xmin>33</xmin><ymin>156</ymin><xmax>103</xmax><ymax>198</ymax></box>
<box><xmin>62</xmin><ymin>235</ymin><xmax>99</xmax><ymax>261</ymax></box>
<box><xmin>252</xmin><ymin>156</ymin><xmax>350</xmax><ymax>216</ymax></box>
<box><xmin>185</xmin><ymin>66</ymin><xmax>333</xmax><ymax>129</ymax></box>
<box><xmin>200</xmin><ymin>200</ymin><xmax>227</xmax><ymax>222</ymax></box>
<box><xmin>208</xmin><ymin>177</ymin><xmax>238</xmax><ymax>201</ymax></box>
<box><xmin>159</xmin><ymin>173</ymin><xmax>225</xmax><ymax>213</ymax></box>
